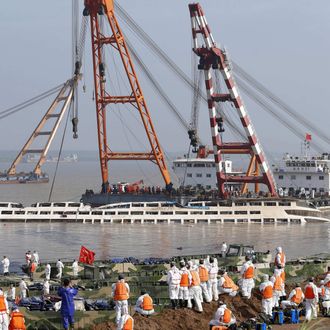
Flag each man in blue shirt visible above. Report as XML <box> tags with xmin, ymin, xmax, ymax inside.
<box><xmin>58</xmin><ymin>278</ymin><xmax>78</xmax><ymax>330</ymax></box>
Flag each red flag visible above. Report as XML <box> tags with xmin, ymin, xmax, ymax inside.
<box><xmin>79</xmin><ymin>246</ymin><xmax>95</xmax><ymax>265</ymax></box>
<box><xmin>305</xmin><ymin>133</ymin><xmax>312</xmax><ymax>141</ymax></box>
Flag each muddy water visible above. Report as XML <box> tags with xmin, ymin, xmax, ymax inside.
<box><xmin>0</xmin><ymin>222</ymin><xmax>329</xmax><ymax>263</ymax></box>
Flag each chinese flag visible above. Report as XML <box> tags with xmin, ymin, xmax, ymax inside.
<box><xmin>79</xmin><ymin>246</ymin><xmax>95</xmax><ymax>265</ymax></box>
<box><xmin>305</xmin><ymin>133</ymin><xmax>312</xmax><ymax>141</ymax></box>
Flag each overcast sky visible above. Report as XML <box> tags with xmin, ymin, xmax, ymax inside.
<box><xmin>0</xmin><ymin>0</ymin><xmax>329</xmax><ymax>158</ymax></box>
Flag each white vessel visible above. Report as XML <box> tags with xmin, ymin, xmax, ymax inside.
<box><xmin>0</xmin><ymin>199</ymin><xmax>328</xmax><ymax>224</ymax></box>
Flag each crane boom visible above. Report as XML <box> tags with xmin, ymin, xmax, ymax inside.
<box><xmin>84</xmin><ymin>0</ymin><xmax>171</xmax><ymax>193</ymax></box>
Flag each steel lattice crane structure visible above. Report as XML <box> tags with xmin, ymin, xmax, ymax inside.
<box><xmin>188</xmin><ymin>3</ymin><xmax>277</xmax><ymax>198</ymax></box>
<box><xmin>83</xmin><ymin>0</ymin><xmax>171</xmax><ymax>193</ymax></box>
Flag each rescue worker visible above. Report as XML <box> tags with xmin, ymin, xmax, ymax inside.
<box><xmin>209</xmin><ymin>301</ymin><xmax>236</xmax><ymax>329</ymax></box>
<box><xmin>29</xmin><ymin>261</ymin><xmax>37</xmax><ymax>281</ymax></box>
<box><xmin>281</xmin><ymin>283</ymin><xmax>304</xmax><ymax>309</ymax></box>
<box><xmin>8</xmin><ymin>306</ymin><xmax>26</xmax><ymax>330</ymax></box>
<box><xmin>220</xmin><ymin>242</ymin><xmax>227</xmax><ymax>258</ymax></box>
<box><xmin>43</xmin><ymin>280</ymin><xmax>50</xmax><ymax>296</ymax></box>
<box><xmin>1</xmin><ymin>257</ymin><xmax>10</xmax><ymax>276</ymax></box>
<box><xmin>134</xmin><ymin>289</ymin><xmax>154</xmax><ymax>316</ymax></box>
<box><xmin>56</xmin><ymin>259</ymin><xmax>65</xmax><ymax>280</ymax></box>
<box><xmin>32</xmin><ymin>251</ymin><xmax>39</xmax><ymax>265</ymax></box>
<box><xmin>19</xmin><ymin>280</ymin><xmax>28</xmax><ymax>299</ymax></box>
<box><xmin>207</xmin><ymin>257</ymin><xmax>219</xmax><ymax>301</ymax></box>
<box><xmin>0</xmin><ymin>288</ymin><xmax>9</xmax><ymax>330</ymax></box>
<box><xmin>112</xmin><ymin>275</ymin><xmax>130</xmax><ymax>325</ymax></box>
<box><xmin>259</xmin><ymin>274</ymin><xmax>274</xmax><ymax>317</ymax></box>
<box><xmin>45</xmin><ymin>263</ymin><xmax>51</xmax><ymax>281</ymax></box>
<box><xmin>218</xmin><ymin>270</ymin><xmax>239</xmax><ymax>297</ymax></box>
<box><xmin>304</xmin><ymin>278</ymin><xmax>319</xmax><ymax>321</ymax></box>
<box><xmin>57</xmin><ymin>278</ymin><xmax>78</xmax><ymax>330</ymax></box>
<box><xmin>72</xmin><ymin>260</ymin><xmax>79</xmax><ymax>278</ymax></box>
<box><xmin>274</xmin><ymin>247</ymin><xmax>286</xmax><ymax>281</ymax></box>
<box><xmin>8</xmin><ymin>285</ymin><xmax>15</xmax><ymax>301</ymax></box>
<box><xmin>198</xmin><ymin>259</ymin><xmax>211</xmax><ymax>303</ymax></box>
<box><xmin>25</xmin><ymin>252</ymin><xmax>31</xmax><ymax>266</ymax></box>
<box><xmin>271</xmin><ymin>268</ymin><xmax>285</xmax><ymax>308</ymax></box>
<box><xmin>178</xmin><ymin>261</ymin><xmax>191</xmax><ymax>308</ymax></box>
<box><xmin>319</xmin><ymin>279</ymin><xmax>330</xmax><ymax>315</ymax></box>
<box><xmin>239</xmin><ymin>256</ymin><xmax>255</xmax><ymax>299</ymax></box>
<box><xmin>117</xmin><ymin>314</ymin><xmax>133</xmax><ymax>330</ymax></box>
<box><xmin>166</xmin><ymin>262</ymin><xmax>181</xmax><ymax>309</ymax></box>
<box><xmin>187</xmin><ymin>263</ymin><xmax>203</xmax><ymax>313</ymax></box>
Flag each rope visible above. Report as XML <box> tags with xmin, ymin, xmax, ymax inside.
<box><xmin>48</xmin><ymin>100</ymin><xmax>72</xmax><ymax>202</ymax></box>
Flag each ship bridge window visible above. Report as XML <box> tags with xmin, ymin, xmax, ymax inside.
<box><xmin>146</xmin><ymin>203</ymin><xmax>159</xmax><ymax>207</ymax></box>
<box><xmin>235</xmin><ymin>202</ymin><xmax>247</xmax><ymax>206</ymax></box>
<box><xmin>278</xmin><ymin>175</ymin><xmax>284</xmax><ymax>180</ymax></box>
<box><xmin>54</xmin><ymin>203</ymin><xmax>66</xmax><ymax>207</ymax></box>
<box><xmin>0</xmin><ymin>203</ymin><xmax>9</xmax><ymax>208</ymax></box>
<box><xmin>319</xmin><ymin>176</ymin><xmax>324</xmax><ymax>180</ymax></box>
<box><xmin>205</xmin><ymin>202</ymin><xmax>218</xmax><ymax>207</ymax></box>
<box><xmin>206</xmin><ymin>174</ymin><xmax>212</xmax><ymax>178</ymax></box>
<box><xmin>1</xmin><ymin>210</ymin><xmax>12</xmax><ymax>215</ymax></box>
<box><xmin>235</xmin><ymin>211</ymin><xmax>248</xmax><ymax>215</ymax></box>
<box><xmin>132</xmin><ymin>203</ymin><xmax>144</xmax><ymax>207</ymax></box>
<box><xmin>79</xmin><ymin>211</ymin><xmax>90</xmax><ymax>215</ymax></box>
<box><xmin>196</xmin><ymin>173</ymin><xmax>202</xmax><ymax>177</ymax></box>
<box><xmin>117</xmin><ymin>204</ymin><xmax>130</xmax><ymax>209</ymax></box>
<box><xmin>14</xmin><ymin>211</ymin><xmax>25</xmax><ymax>215</ymax></box>
<box><xmin>118</xmin><ymin>211</ymin><xmax>129</xmax><ymax>215</ymax></box>
<box><xmin>187</xmin><ymin>173</ymin><xmax>192</xmax><ymax>178</ymax></box>
<box><xmin>220</xmin><ymin>211</ymin><xmax>232</xmax><ymax>215</ymax></box>
<box><xmin>40</xmin><ymin>203</ymin><xmax>51</xmax><ymax>207</ymax></box>
<box><xmin>279</xmin><ymin>202</ymin><xmax>291</xmax><ymax>206</ymax></box>
<box><xmin>104</xmin><ymin>211</ymin><xmax>115</xmax><ymax>215</ymax></box>
<box><xmin>146</xmin><ymin>211</ymin><xmax>159</xmax><ymax>215</ymax></box>
<box><xmin>68</xmin><ymin>203</ymin><xmax>81</xmax><ymax>207</ymax></box>
<box><xmin>306</xmin><ymin>176</ymin><xmax>312</xmax><ymax>180</ymax></box>
<box><xmin>250</xmin><ymin>210</ymin><xmax>261</xmax><ymax>214</ymax></box>
<box><xmin>131</xmin><ymin>211</ymin><xmax>144</xmax><ymax>215</ymax></box>
<box><xmin>193</xmin><ymin>163</ymin><xmax>205</xmax><ymax>167</ymax></box>
<box><xmin>40</xmin><ymin>211</ymin><xmax>51</xmax><ymax>215</ymax></box>
<box><xmin>12</xmin><ymin>203</ymin><xmax>23</xmax><ymax>208</ymax></box>
<box><xmin>161</xmin><ymin>211</ymin><xmax>173</xmax><ymax>215</ymax></box>
<box><xmin>92</xmin><ymin>211</ymin><xmax>103</xmax><ymax>215</ymax></box>
<box><xmin>264</xmin><ymin>202</ymin><xmax>277</xmax><ymax>206</ymax></box>
<box><xmin>249</xmin><ymin>202</ymin><xmax>262</xmax><ymax>206</ymax></box>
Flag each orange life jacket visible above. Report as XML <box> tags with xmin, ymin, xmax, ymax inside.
<box><xmin>141</xmin><ymin>295</ymin><xmax>153</xmax><ymax>311</ymax></box>
<box><xmin>0</xmin><ymin>295</ymin><xmax>6</xmax><ymax>312</ymax></box>
<box><xmin>305</xmin><ymin>285</ymin><xmax>315</xmax><ymax>299</ymax></box>
<box><xmin>223</xmin><ymin>274</ymin><xmax>239</xmax><ymax>291</ymax></box>
<box><xmin>190</xmin><ymin>270</ymin><xmax>200</xmax><ymax>286</ymax></box>
<box><xmin>275</xmin><ymin>252</ymin><xmax>285</xmax><ymax>267</ymax></box>
<box><xmin>321</xmin><ymin>287</ymin><xmax>325</xmax><ymax>297</ymax></box>
<box><xmin>30</xmin><ymin>262</ymin><xmax>37</xmax><ymax>273</ymax></box>
<box><xmin>244</xmin><ymin>266</ymin><xmax>254</xmax><ymax>279</ymax></box>
<box><xmin>263</xmin><ymin>285</ymin><xmax>273</xmax><ymax>299</ymax></box>
<box><xmin>123</xmin><ymin>316</ymin><xmax>133</xmax><ymax>330</ymax></box>
<box><xmin>274</xmin><ymin>276</ymin><xmax>283</xmax><ymax>291</ymax></box>
<box><xmin>9</xmin><ymin>311</ymin><xmax>26</xmax><ymax>330</ymax></box>
<box><xmin>280</xmin><ymin>271</ymin><xmax>286</xmax><ymax>282</ymax></box>
<box><xmin>199</xmin><ymin>266</ymin><xmax>209</xmax><ymax>282</ymax></box>
<box><xmin>291</xmin><ymin>287</ymin><xmax>303</xmax><ymax>304</ymax></box>
<box><xmin>223</xmin><ymin>308</ymin><xmax>232</xmax><ymax>323</ymax></box>
<box><xmin>180</xmin><ymin>273</ymin><xmax>189</xmax><ymax>287</ymax></box>
<box><xmin>114</xmin><ymin>281</ymin><xmax>129</xmax><ymax>301</ymax></box>
<box><xmin>325</xmin><ymin>281</ymin><xmax>330</xmax><ymax>288</ymax></box>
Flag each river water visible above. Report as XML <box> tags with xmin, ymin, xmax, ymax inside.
<box><xmin>0</xmin><ymin>160</ymin><xmax>329</xmax><ymax>263</ymax></box>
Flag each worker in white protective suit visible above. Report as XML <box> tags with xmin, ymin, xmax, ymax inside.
<box><xmin>281</xmin><ymin>283</ymin><xmax>304</xmax><ymax>309</ymax></box>
<box><xmin>209</xmin><ymin>301</ymin><xmax>236</xmax><ymax>329</ymax></box>
<box><xmin>220</xmin><ymin>242</ymin><xmax>227</xmax><ymax>258</ymax></box>
<box><xmin>178</xmin><ymin>260</ymin><xmax>191</xmax><ymax>308</ymax></box>
<box><xmin>19</xmin><ymin>279</ymin><xmax>28</xmax><ymax>299</ymax></box>
<box><xmin>7</xmin><ymin>285</ymin><xmax>15</xmax><ymax>301</ymax></box>
<box><xmin>167</xmin><ymin>262</ymin><xmax>181</xmax><ymax>309</ymax></box>
<box><xmin>304</xmin><ymin>278</ymin><xmax>319</xmax><ymax>321</ymax></box>
<box><xmin>321</xmin><ymin>275</ymin><xmax>330</xmax><ymax>315</ymax></box>
<box><xmin>45</xmin><ymin>263</ymin><xmax>51</xmax><ymax>281</ymax></box>
<box><xmin>56</xmin><ymin>259</ymin><xmax>64</xmax><ymax>280</ymax></box>
<box><xmin>1</xmin><ymin>257</ymin><xmax>10</xmax><ymax>276</ymax></box>
<box><xmin>271</xmin><ymin>268</ymin><xmax>285</xmax><ymax>308</ymax></box>
<box><xmin>72</xmin><ymin>260</ymin><xmax>79</xmax><ymax>278</ymax></box>
<box><xmin>187</xmin><ymin>263</ymin><xmax>203</xmax><ymax>313</ymax></box>
<box><xmin>117</xmin><ymin>313</ymin><xmax>133</xmax><ymax>330</ymax></box>
<box><xmin>134</xmin><ymin>289</ymin><xmax>154</xmax><ymax>316</ymax></box>
<box><xmin>207</xmin><ymin>257</ymin><xmax>219</xmax><ymax>301</ymax></box>
<box><xmin>32</xmin><ymin>251</ymin><xmax>39</xmax><ymax>265</ymax></box>
<box><xmin>0</xmin><ymin>288</ymin><xmax>9</xmax><ymax>330</ymax></box>
<box><xmin>274</xmin><ymin>246</ymin><xmax>286</xmax><ymax>281</ymax></box>
<box><xmin>112</xmin><ymin>274</ymin><xmax>130</xmax><ymax>326</ymax></box>
<box><xmin>43</xmin><ymin>280</ymin><xmax>50</xmax><ymax>296</ymax></box>
<box><xmin>198</xmin><ymin>259</ymin><xmax>211</xmax><ymax>303</ymax></box>
<box><xmin>259</xmin><ymin>274</ymin><xmax>274</xmax><ymax>317</ymax></box>
<box><xmin>239</xmin><ymin>256</ymin><xmax>255</xmax><ymax>299</ymax></box>
<box><xmin>218</xmin><ymin>270</ymin><xmax>239</xmax><ymax>297</ymax></box>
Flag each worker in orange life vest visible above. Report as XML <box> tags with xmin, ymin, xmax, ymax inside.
<box><xmin>218</xmin><ymin>270</ymin><xmax>238</xmax><ymax>297</ymax></box>
<box><xmin>274</xmin><ymin>247</ymin><xmax>286</xmax><ymax>281</ymax></box>
<box><xmin>323</xmin><ymin>273</ymin><xmax>330</xmax><ymax>298</ymax></box>
<box><xmin>167</xmin><ymin>262</ymin><xmax>181</xmax><ymax>309</ymax></box>
<box><xmin>281</xmin><ymin>283</ymin><xmax>304</xmax><ymax>309</ymax></box>
<box><xmin>112</xmin><ymin>274</ymin><xmax>130</xmax><ymax>325</ymax></box>
<box><xmin>198</xmin><ymin>259</ymin><xmax>211</xmax><ymax>303</ymax></box>
<box><xmin>209</xmin><ymin>301</ymin><xmax>236</xmax><ymax>329</ymax></box>
<box><xmin>304</xmin><ymin>277</ymin><xmax>319</xmax><ymax>321</ymax></box>
<box><xmin>319</xmin><ymin>278</ymin><xmax>330</xmax><ymax>315</ymax></box>
<box><xmin>186</xmin><ymin>263</ymin><xmax>203</xmax><ymax>313</ymax></box>
<box><xmin>239</xmin><ymin>256</ymin><xmax>255</xmax><ymax>299</ymax></box>
<box><xmin>271</xmin><ymin>268</ymin><xmax>285</xmax><ymax>308</ymax></box>
<box><xmin>259</xmin><ymin>274</ymin><xmax>274</xmax><ymax>317</ymax></box>
<box><xmin>207</xmin><ymin>257</ymin><xmax>219</xmax><ymax>302</ymax></box>
<box><xmin>9</xmin><ymin>306</ymin><xmax>26</xmax><ymax>330</ymax></box>
<box><xmin>134</xmin><ymin>289</ymin><xmax>154</xmax><ymax>316</ymax></box>
<box><xmin>117</xmin><ymin>313</ymin><xmax>133</xmax><ymax>330</ymax></box>
<box><xmin>0</xmin><ymin>288</ymin><xmax>9</xmax><ymax>330</ymax></box>
<box><xmin>178</xmin><ymin>261</ymin><xmax>191</xmax><ymax>308</ymax></box>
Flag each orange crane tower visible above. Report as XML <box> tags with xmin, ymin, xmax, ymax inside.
<box><xmin>83</xmin><ymin>0</ymin><xmax>171</xmax><ymax>193</ymax></box>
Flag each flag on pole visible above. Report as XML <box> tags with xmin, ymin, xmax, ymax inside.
<box><xmin>79</xmin><ymin>246</ymin><xmax>95</xmax><ymax>265</ymax></box>
<box><xmin>305</xmin><ymin>133</ymin><xmax>312</xmax><ymax>141</ymax></box>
